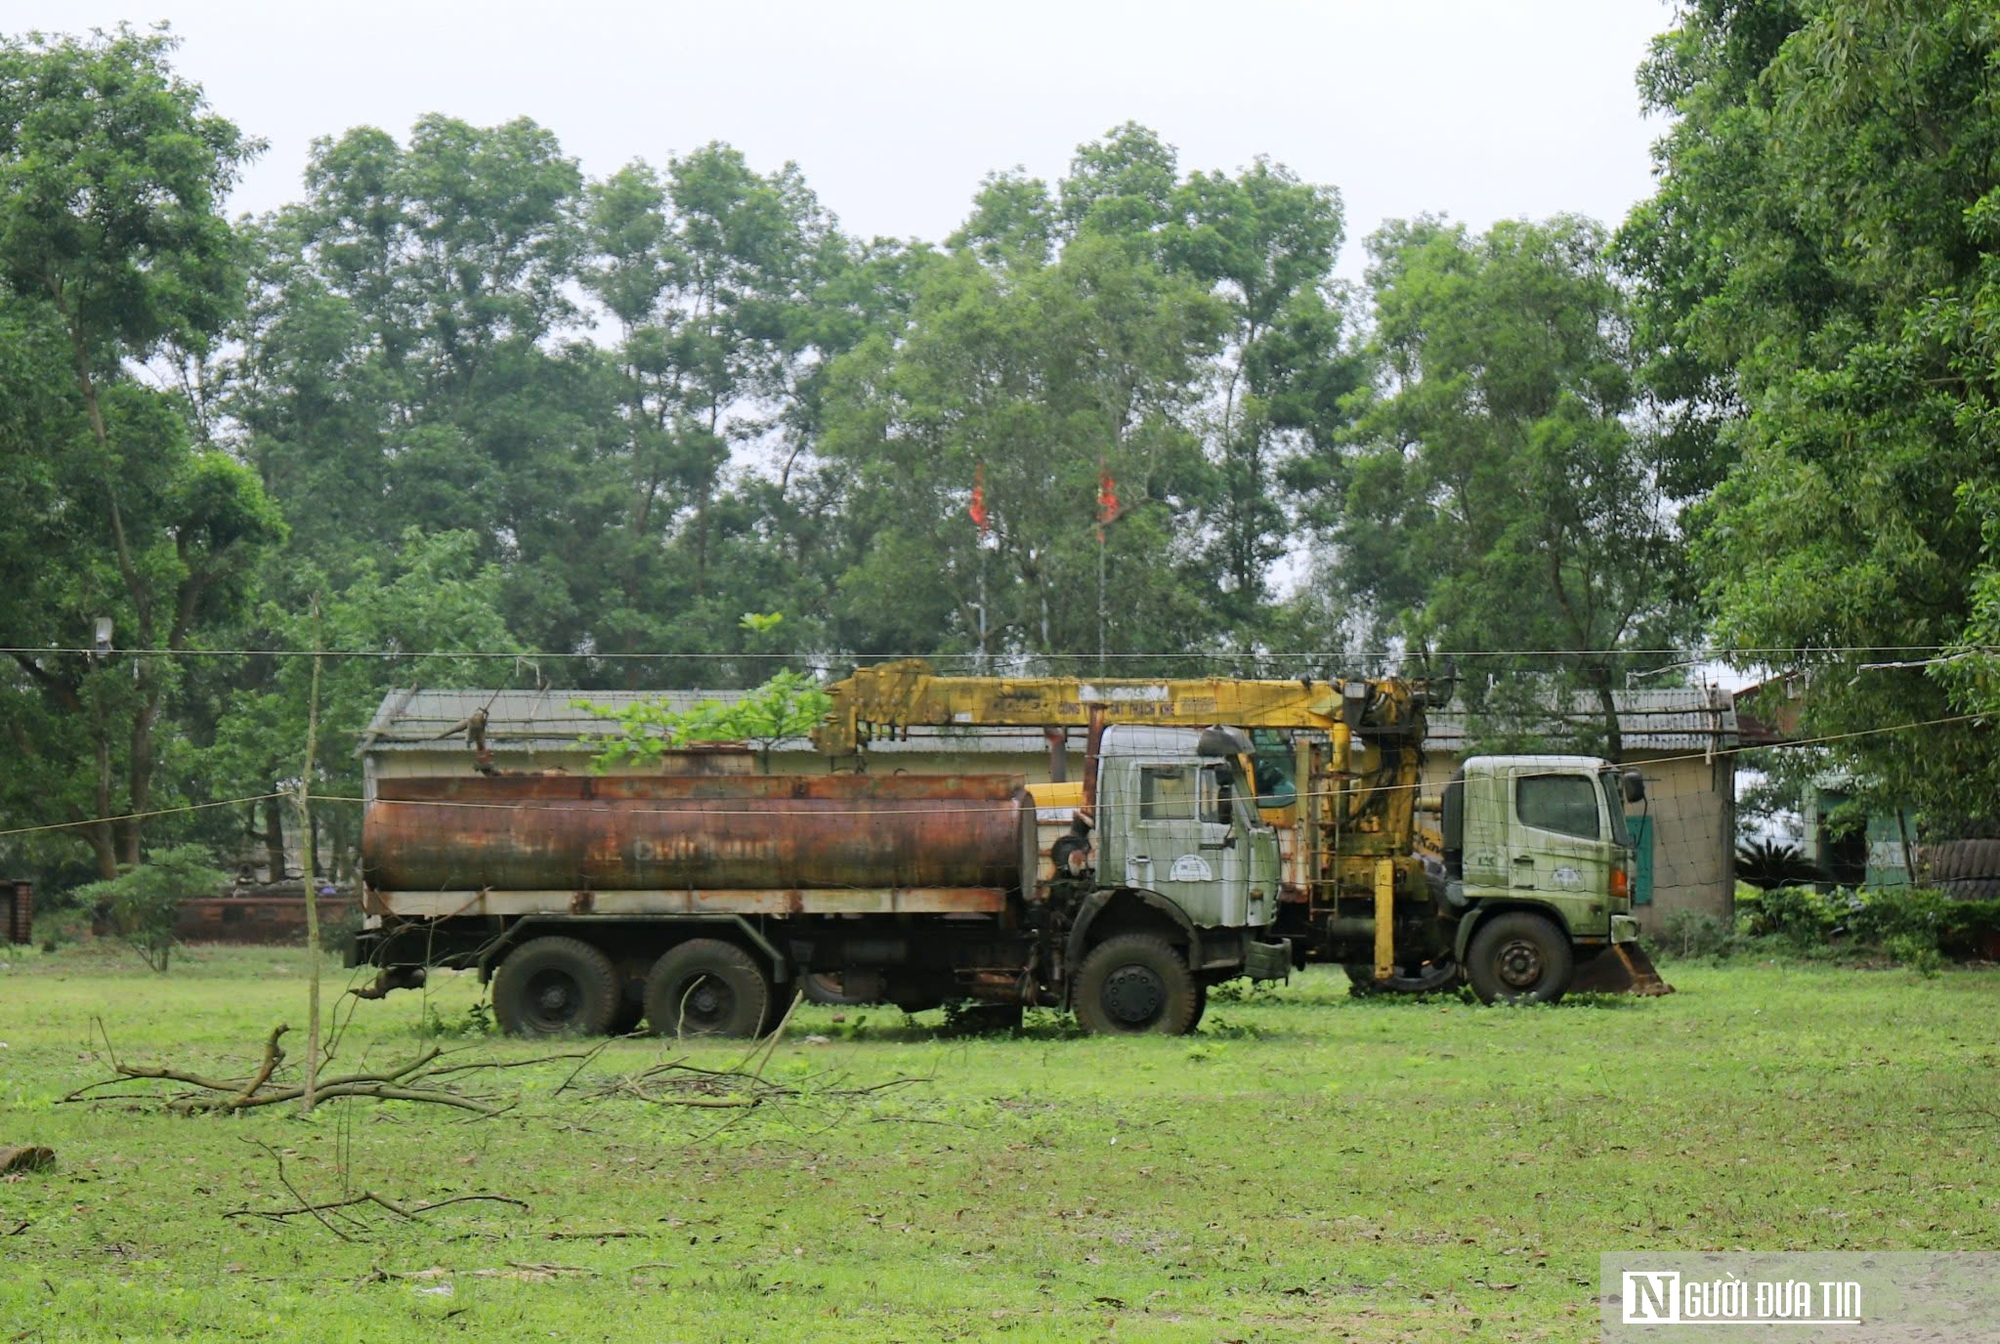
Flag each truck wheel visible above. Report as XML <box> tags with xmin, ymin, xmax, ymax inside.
<box><xmin>492</xmin><ymin>936</ymin><xmax>621</xmax><ymax>1038</ymax></box>
<box><xmin>645</xmin><ymin>939</ymin><xmax>771</xmax><ymax>1038</ymax></box>
<box><xmin>1073</xmin><ymin>933</ymin><xmax>1200</xmax><ymax>1035</ymax></box>
<box><xmin>1466</xmin><ymin>912</ymin><xmax>1572</xmax><ymax>1005</ymax></box>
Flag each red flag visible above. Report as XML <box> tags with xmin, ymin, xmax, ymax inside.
<box><xmin>969</xmin><ymin>462</ymin><xmax>990</xmax><ymax>536</ymax></box>
<box><xmin>1096</xmin><ymin>468</ymin><xmax>1118</xmax><ymax>541</ymax></box>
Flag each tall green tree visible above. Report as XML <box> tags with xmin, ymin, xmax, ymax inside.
<box><xmin>577</xmin><ymin>146</ymin><xmax>870</xmax><ymax>675</ymax></box>
<box><xmin>226</xmin><ymin>115</ymin><xmax>609</xmax><ymax>639</ymax></box>
<box><xmin>0</xmin><ymin>27</ymin><xmax>281</xmax><ymax>875</ymax></box>
<box><xmin>1168</xmin><ymin>157</ymin><xmax>1358</xmax><ymax>619</ymax></box>
<box><xmin>823</xmin><ymin>215</ymin><xmax>1225</xmax><ymax>665</ymax></box>
<box><xmin>1314</xmin><ymin>216</ymin><xmax>1684</xmax><ymax>756</ymax></box>
<box><xmin>827</xmin><ymin>125</ymin><xmax>1356</xmax><ymax>666</ymax></box>
<box><xmin>1618</xmin><ymin>0</ymin><xmax>2000</xmax><ymax>817</ymax></box>
<box><xmin>196</xmin><ymin>529</ymin><xmax>520</xmax><ymax>880</ymax></box>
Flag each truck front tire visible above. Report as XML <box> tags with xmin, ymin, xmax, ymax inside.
<box><xmin>1073</xmin><ymin>933</ymin><xmax>1200</xmax><ymax>1035</ymax></box>
<box><xmin>1466</xmin><ymin>912</ymin><xmax>1573</xmax><ymax>1005</ymax></box>
<box><xmin>645</xmin><ymin>939</ymin><xmax>772</xmax><ymax>1038</ymax></box>
<box><xmin>492</xmin><ymin>936</ymin><xmax>621</xmax><ymax>1038</ymax></box>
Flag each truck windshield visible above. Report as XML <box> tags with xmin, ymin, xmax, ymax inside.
<box><xmin>1600</xmin><ymin>771</ymin><xmax>1631</xmax><ymax>848</ymax></box>
<box><xmin>1517</xmin><ymin>773</ymin><xmax>1600</xmax><ymax>840</ymax></box>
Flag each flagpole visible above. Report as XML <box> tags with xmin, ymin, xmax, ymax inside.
<box><xmin>1095</xmin><ymin>465</ymin><xmax>1116</xmax><ymax>676</ymax></box>
<box><xmin>1097</xmin><ymin>527</ymin><xmax>1106</xmax><ymax>676</ymax></box>
<box><xmin>971</xmin><ymin>461</ymin><xmax>990</xmax><ymax>674</ymax></box>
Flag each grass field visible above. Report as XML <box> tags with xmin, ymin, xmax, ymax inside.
<box><xmin>1</xmin><ymin>943</ymin><xmax>1995</xmax><ymax>1342</ymax></box>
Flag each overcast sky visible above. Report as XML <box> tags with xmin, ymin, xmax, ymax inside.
<box><xmin>15</xmin><ymin>0</ymin><xmax>1677</xmax><ymax>282</ymax></box>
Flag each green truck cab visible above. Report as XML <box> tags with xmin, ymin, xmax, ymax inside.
<box><xmin>1044</xmin><ymin>724</ymin><xmax>1294</xmax><ymax>1026</ymax></box>
<box><xmin>1440</xmin><ymin>755</ymin><xmax>1650</xmax><ymax>1003</ymax></box>
<box><xmin>1092</xmin><ymin>734</ymin><xmax>1283</xmax><ymax>934</ymax></box>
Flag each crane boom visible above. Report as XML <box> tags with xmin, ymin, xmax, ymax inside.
<box><xmin>812</xmin><ymin>659</ymin><xmax>1430</xmax><ymax>754</ymax></box>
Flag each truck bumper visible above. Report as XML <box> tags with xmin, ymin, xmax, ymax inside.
<box><xmin>1244</xmin><ymin>939</ymin><xmax>1291</xmax><ymax>982</ymax></box>
<box><xmin>1610</xmin><ymin>914</ymin><xmax>1641</xmax><ymax>945</ymax></box>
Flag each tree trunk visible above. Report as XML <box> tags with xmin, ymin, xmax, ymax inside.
<box><xmin>264</xmin><ymin>793</ymin><xmax>287</xmax><ymax>883</ymax></box>
<box><xmin>122</xmin><ymin>689</ymin><xmax>160</xmax><ymax>867</ymax></box>
<box><xmin>298</xmin><ymin>598</ymin><xmax>325</xmax><ymax>1114</ymax></box>
<box><xmin>92</xmin><ymin>733</ymin><xmax>118</xmax><ymax>879</ymax></box>
<box><xmin>1587</xmin><ymin>665</ymin><xmax>1624</xmax><ymax>763</ymax></box>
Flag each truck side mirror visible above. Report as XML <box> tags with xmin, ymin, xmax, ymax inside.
<box><xmin>1621</xmin><ymin>769</ymin><xmax>1646</xmax><ymax>803</ymax></box>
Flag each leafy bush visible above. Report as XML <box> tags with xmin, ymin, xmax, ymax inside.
<box><xmin>1885</xmin><ymin>933</ymin><xmax>1944</xmax><ymax>978</ymax></box>
<box><xmin>1724</xmin><ymin>885</ymin><xmax>2000</xmax><ymax>969</ymax></box>
<box><xmin>1207</xmin><ymin>978</ymin><xmax>1280</xmax><ymax>1005</ymax></box>
<box><xmin>72</xmin><ymin>845</ymin><xmax>228</xmax><ymax>972</ymax></box>
<box><xmin>1845</xmin><ymin>888</ymin><xmax>1949</xmax><ymax>947</ymax></box>
<box><xmin>415</xmin><ymin>999</ymin><xmax>495</xmax><ymax>1038</ymax></box>
<box><xmin>33</xmin><ymin>907</ymin><xmax>94</xmax><ymax>954</ymax></box>
<box><xmin>1848</xmin><ymin>888</ymin><xmax>2000</xmax><ymax>964</ymax></box>
<box><xmin>1740</xmin><ymin>885</ymin><xmax>1841</xmax><ymax>947</ymax></box>
<box><xmin>576</xmin><ymin>668</ymin><xmax>832</xmax><ymax>771</ymax></box>
<box><xmin>1659</xmin><ymin>909</ymin><xmax>1735</xmax><ymax>960</ymax></box>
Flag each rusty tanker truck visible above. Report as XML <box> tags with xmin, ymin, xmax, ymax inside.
<box><xmin>353</xmin><ymin>725</ymin><xmax>1292</xmax><ymax>1037</ymax></box>
<box><xmin>352</xmin><ymin>664</ymin><xmax>1667</xmax><ymax>1037</ymax></box>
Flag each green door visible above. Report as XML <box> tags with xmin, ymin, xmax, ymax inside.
<box><xmin>1132</xmin><ymin>762</ymin><xmax>1222</xmax><ymax>922</ymax></box>
<box><xmin>1509</xmin><ymin>769</ymin><xmax>1615</xmax><ymax>935</ymax></box>
<box><xmin>1627</xmin><ymin>815</ymin><xmax>1654</xmax><ymax>905</ymax></box>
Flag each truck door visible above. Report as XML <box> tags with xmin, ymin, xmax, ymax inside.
<box><xmin>1129</xmin><ymin>762</ymin><xmax>1234</xmax><ymax>926</ymax></box>
<box><xmin>1508</xmin><ymin>769</ymin><xmax>1613</xmax><ymax>932</ymax></box>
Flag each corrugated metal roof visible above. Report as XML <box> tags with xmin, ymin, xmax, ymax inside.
<box><xmin>361</xmin><ymin>685</ymin><xmax>1739</xmax><ymax>759</ymax></box>
<box><xmin>1423</xmin><ymin>687</ymin><xmax>1738</xmax><ymax>755</ymax></box>
<box><xmin>356</xmin><ymin>688</ymin><xmax>1060</xmax><ymax>757</ymax></box>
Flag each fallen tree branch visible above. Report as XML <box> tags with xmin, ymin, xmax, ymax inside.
<box><xmin>588</xmin><ymin>1044</ymin><xmax>933</xmax><ymax>1115</ymax></box>
<box><xmin>59</xmin><ymin>1026</ymin><xmax>577</xmax><ymax>1117</ymax></box>
<box><xmin>225</xmin><ymin>1192</ymin><xmax>530</xmax><ymax>1225</ymax></box>
<box><xmin>234</xmin><ymin>1025</ymin><xmax>288</xmax><ymax>1105</ymax></box>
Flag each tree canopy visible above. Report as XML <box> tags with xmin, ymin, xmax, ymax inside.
<box><xmin>10</xmin><ymin>5</ymin><xmax>2000</xmax><ymax>890</ymax></box>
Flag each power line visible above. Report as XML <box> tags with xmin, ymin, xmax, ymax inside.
<box><xmin>4</xmin><ymin>644</ymin><xmax>1991</xmax><ymax>663</ymax></box>
<box><xmin>0</xmin><ymin>793</ymin><xmax>290</xmax><ymax>840</ymax></box>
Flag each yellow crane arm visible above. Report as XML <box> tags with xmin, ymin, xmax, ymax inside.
<box><xmin>811</xmin><ymin>659</ymin><xmax>1387</xmax><ymax>755</ymax></box>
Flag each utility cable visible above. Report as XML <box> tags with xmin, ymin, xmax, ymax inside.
<box><xmin>5</xmin><ymin>644</ymin><xmax>1992</xmax><ymax>663</ymax></box>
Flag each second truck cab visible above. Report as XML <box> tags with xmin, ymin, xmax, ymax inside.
<box><xmin>1439</xmin><ymin>755</ymin><xmax>1650</xmax><ymax>1000</ymax></box>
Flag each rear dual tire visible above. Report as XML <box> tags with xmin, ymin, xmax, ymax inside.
<box><xmin>644</xmin><ymin>938</ymin><xmax>772</xmax><ymax>1038</ymax></box>
<box><xmin>493</xmin><ymin>935</ymin><xmax>775</xmax><ymax>1038</ymax></box>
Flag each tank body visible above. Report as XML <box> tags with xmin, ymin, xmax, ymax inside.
<box><xmin>362</xmin><ymin>774</ymin><xmax>1031</xmax><ymax>894</ymax></box>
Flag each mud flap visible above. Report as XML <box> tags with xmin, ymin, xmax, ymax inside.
<box><xmin>1571</xmin><ymin>941</ymin><xmax>1674</xmax><ymax>996</ymax></box>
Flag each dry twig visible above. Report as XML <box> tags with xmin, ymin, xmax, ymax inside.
<box><xmin>60</xmin><ymin>1028</ymin><xmax>595</xmax><ymax>1118</ymax></box>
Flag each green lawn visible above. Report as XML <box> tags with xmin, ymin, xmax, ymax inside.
<box><xmin>0</xmin><ymin>943</ymin><xmax>1993</xmax><ymax>1342</ymax></box>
